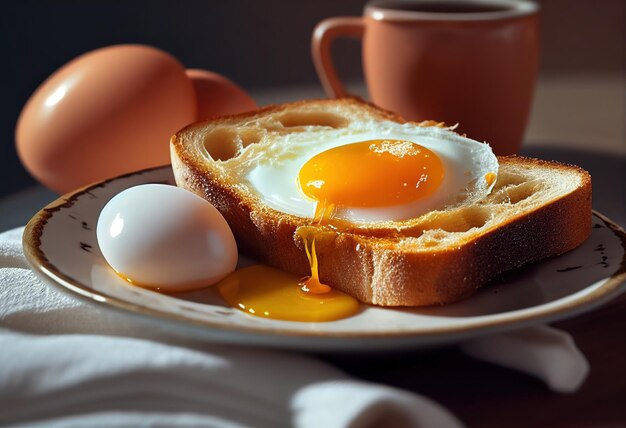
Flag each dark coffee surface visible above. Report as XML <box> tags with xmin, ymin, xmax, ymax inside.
<box><xmin>379</xmin><ymin>1</ymin><xmax>511</xmax><ymax>13</ymax></box>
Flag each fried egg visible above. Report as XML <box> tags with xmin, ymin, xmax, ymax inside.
<box><xmin>246</xmin><ymin>121</ymin><xmax>498</xmax><ymax>222</ymax></box>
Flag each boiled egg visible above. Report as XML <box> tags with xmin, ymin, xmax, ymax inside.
<box><xmin>246</xmin><ymin>121</ymin><xmax>498</xmax><ymax>222</ymax></box>
<box><xmin>97</xmin><ymin>184</ymin><xmax>237</xmax><ymax>292</ymax></box>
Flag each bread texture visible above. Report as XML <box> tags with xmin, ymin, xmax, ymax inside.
<box><xmin>170</xmin><ymin>98</ymin><xmax>592</xmax><ymax>306</ymax></box>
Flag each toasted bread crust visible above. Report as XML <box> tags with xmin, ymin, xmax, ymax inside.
<box><xmin>171</xmin><ymin>99</ymin><xmax>592</xmax><ymax>306</ymax></box>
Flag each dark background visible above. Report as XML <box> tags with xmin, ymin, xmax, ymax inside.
<box><xmin>1</xmin><ymin>0</ymin><xmax>624</xmax><ymax>198</ymax></box>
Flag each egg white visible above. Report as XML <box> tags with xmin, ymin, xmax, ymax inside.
<box><xmin>245</xmin><ymin>121</ymin><xmax>498</xmax><ymax>222</ymax></box>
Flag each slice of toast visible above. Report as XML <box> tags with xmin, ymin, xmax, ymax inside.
<box><xmin>170</xmin><ymin>98</ymin><xmax>591</xmax><ymax>307</ymax></box>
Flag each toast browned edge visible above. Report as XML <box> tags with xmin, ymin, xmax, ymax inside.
<box><xmin>170</xmin><ymin>98</ymin><xmax>592</xmax><ymax>307</ymax></box>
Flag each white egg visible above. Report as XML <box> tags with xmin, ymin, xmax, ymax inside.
<box><xmin>245</xmin><ymin>121</ymin><xmax>499</xmax><ymax>222</ymax></box>
<box><xmin>96</xmin><ymin>184</ymin><xmax>238</xmax><ymax>291</ymax></box>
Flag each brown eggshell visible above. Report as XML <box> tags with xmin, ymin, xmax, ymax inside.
<box><xmin>16</xmin><ymin>44</ymin><xmax>197</xmax><ymax>193</ymax></box>
<box><xmin>186</xmin><ymin>69</ymin><xmax>257</xmax><ymax>120</ymax></box>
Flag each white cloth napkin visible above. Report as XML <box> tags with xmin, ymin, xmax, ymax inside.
<box><xmin>0</xmin><ymin>227</ymin><xmax>589</xmax><ymax>427</ymax></box>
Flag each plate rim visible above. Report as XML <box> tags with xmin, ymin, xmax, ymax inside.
<box><xmin>21</xmin><ymin>165</ymin><xmax>626</xmax><ymax>340</ymax></box>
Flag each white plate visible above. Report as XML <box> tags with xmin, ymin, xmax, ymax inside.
<box><xmin>23</xmin><ymin>166</ymin><xmax>626</xmax><ymax>351</ymax></box>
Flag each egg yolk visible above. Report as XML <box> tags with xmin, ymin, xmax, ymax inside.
<box><xmin>297</xmin><ymin>139</ymin><xmax>445</xmax><ymax>220</ymax></box>
<box><xmin>293</xmin><ymin>140</ymin><xmax>445</xmax><ymax>299</ymax></box>
<box><xmin>215</xmin><ymin>265</ymin><xmax>360</xmax><ymax>322</ymax></box>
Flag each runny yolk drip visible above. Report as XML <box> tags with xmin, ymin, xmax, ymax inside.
<box><xmin>215</xmin><ymin>265</ymin><xmax>360</xmax><ymax>322</ymax></box>
<box><xmin>485</xmin><ymin>172</ymin><xmax>497</xmax><ymax>186</ymax></box>
<box><xmin>299</xmin><ymin>236</ymin><xmax>330</xmax><ymax>294</ymax></box>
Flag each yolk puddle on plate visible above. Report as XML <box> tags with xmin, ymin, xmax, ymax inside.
<box><xmin>215</xmin><ymin>230</ymin><xmax>357</xmax><ymax>322</ymax></box>
<box><xmin>215</xmin><ymin>265</ymin><xmax>359</xmax><ymax>322</ymax></box>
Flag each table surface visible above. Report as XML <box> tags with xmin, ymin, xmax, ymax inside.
<box><xmin>2</xmin><ymin>76</ymin><xmax>625</xmax><ymax>427</ymax></box>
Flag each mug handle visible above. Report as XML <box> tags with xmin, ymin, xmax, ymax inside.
<box><xmin>312</xmin><ymin>17</ymin><xmax>365</xmax><ymax>98</ymax></box>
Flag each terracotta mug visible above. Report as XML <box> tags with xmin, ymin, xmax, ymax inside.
<box><xmin>312</xmin><ymin>0</ymin><xmax>540</xmax><ymax>155</ymax></box>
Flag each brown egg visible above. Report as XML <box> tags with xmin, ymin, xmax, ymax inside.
<box><xmin>186</xmin><ymin>69</ymin><xmax>257</xmax><ymax>120</ymax></box>
<box><xmin>16</xmin><ymin>45</ymin><xmax>197</xmax><ymax>193</ymax></box>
